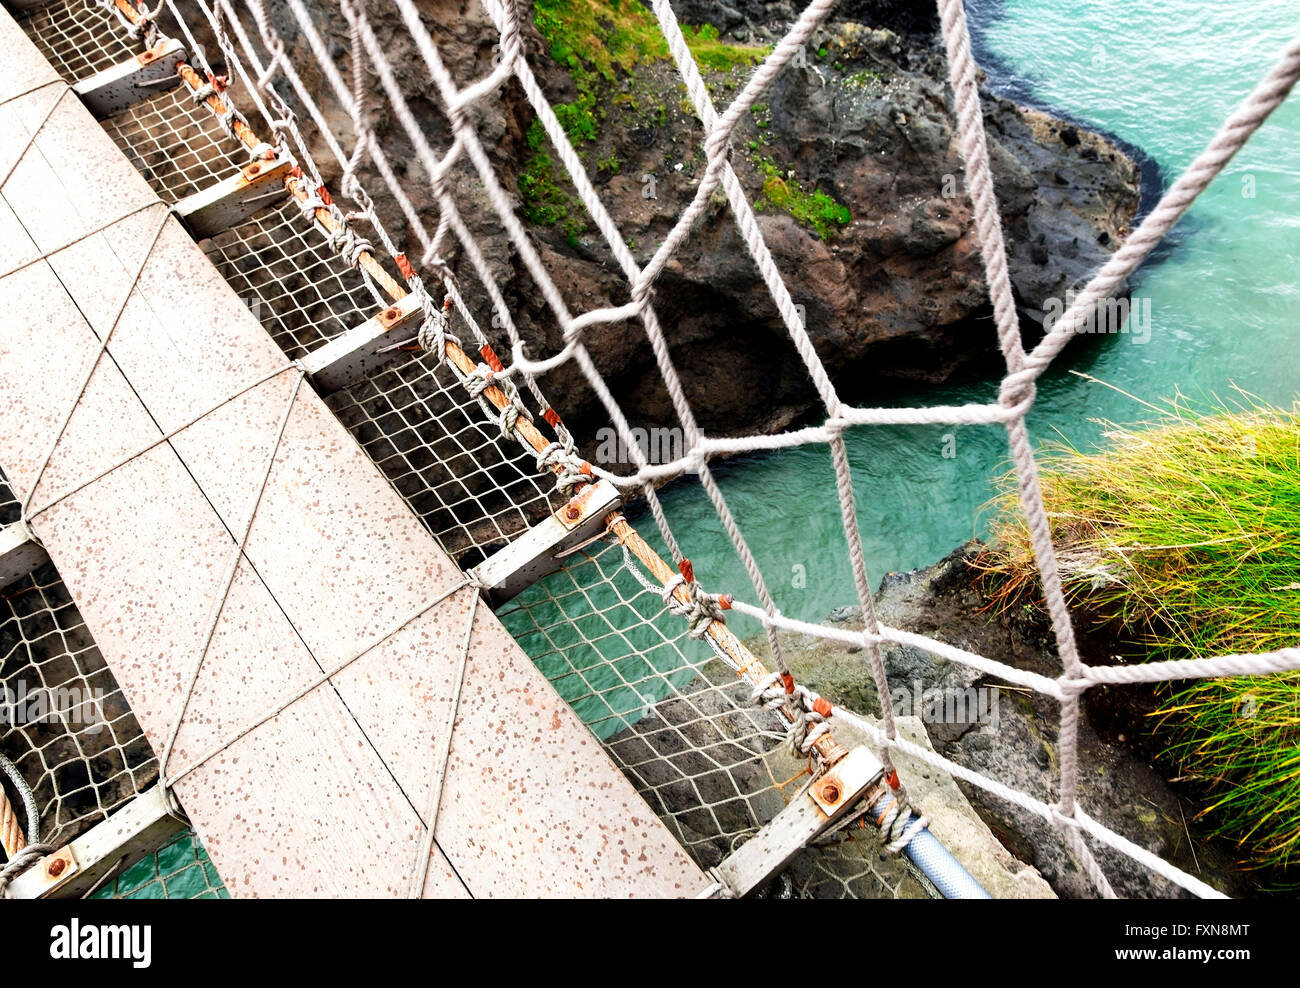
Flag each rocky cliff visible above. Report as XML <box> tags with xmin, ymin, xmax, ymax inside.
<box><xmin>742</xmin><ymin>544</ymin><xmax>1256</xmax><ymax>899</ymax></box>
<box><xmin>213</xmin><ymin>0</ymin><xmax>1141</xmax><ymax>447</ymax></box>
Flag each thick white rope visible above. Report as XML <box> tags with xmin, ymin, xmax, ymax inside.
<box><xmin>80</xmin><ymin>0</ymin><xmax>1299</xmax><ymax>899</ymax></box>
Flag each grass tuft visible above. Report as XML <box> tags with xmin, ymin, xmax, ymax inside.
<box><xmin>752</xmin><ymin>155</ymin><xmax>851</xmax><ymax>241</ymax></box>
<box><xmin>977</xmin><ymin>392</ymin><xmax>1300</xmax><ymax>871</ymax></box>
<box><xmin>522</xmin><ymin>0</ymin><xmax>770</xmax><ymax>238</ymax></box>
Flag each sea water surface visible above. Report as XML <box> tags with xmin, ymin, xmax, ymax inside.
<box><xmin>502</xmin><ymin>1</ymin><xmax>1300</xmax><ymax>730</ymax></box>
<box><xmin>635</xmin><ymin>0</ymin><xmax>1300</xmax><ymax>628</ymax></box>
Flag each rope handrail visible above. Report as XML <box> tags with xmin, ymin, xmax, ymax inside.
<box><xmin>15</xmin><ymin>0</ymin><xmax>1299</xmax><ymax>898</ymax></box>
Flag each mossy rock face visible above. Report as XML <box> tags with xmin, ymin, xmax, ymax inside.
<box><xmin>500</xmin><ymin>4</ymin><xmax>1140</xmax><ymax>443</ymax></box>
<box><xmin>301</xmin><ymin>0</ymin><xmax>1141</xmax><ymax>478</ymax></box>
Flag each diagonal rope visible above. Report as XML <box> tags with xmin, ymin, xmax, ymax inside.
<box><xmin>407</xmin><ymin>585</ymin><xmax>479</xmax><ymax>898</ymax></box>
<box><xmin>156</xmin><ymin>370</ymin><xmax>306</xmax><ymax>784</ymax></box>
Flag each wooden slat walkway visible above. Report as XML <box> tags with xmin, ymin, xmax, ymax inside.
<box><xmin>0</xmin><ymin>7</ymin><xmax>706</xmax><ymax>897</ymax></box>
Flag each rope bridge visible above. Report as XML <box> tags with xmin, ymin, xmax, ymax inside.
<box><xmin>1</xmin><ymin>0</ymin><xmax>1298</xmax><ymax>899</ymax></box>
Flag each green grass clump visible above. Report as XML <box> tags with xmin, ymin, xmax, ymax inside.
<box><xmin>752</xmin><ymin>155</ymin><xmax>851</xmax><ymax>241</ymax></box>
<box><xmin>521</xmin><ymin>0</ymin><xmax>770</xmax><ymax>238</ymax></box>
<box><xmin>981</xmin><ymin>394</ymin><xmax>1300</xmax><ymax>872</ymax></box>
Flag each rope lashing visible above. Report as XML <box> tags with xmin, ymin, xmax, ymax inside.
<box><xmin>660</xmin><ymin>569</ymin><xmax>732</xmax><ymax>639</ymax></box>
<box><xmin>751</xmin><ymin>671</ymin><xmax>831</xmax><ymax>756</ymax></box>
<box><xmin>874</xmin><ymin>788</ymin><xmax>931</xmax><ymax>856</ymax></box>
<box><xmin>536</xmin><ymin>441</ymin><xmax>592</xmax><ymax>497</ymax></box>
<box><xmin>413</xmin><ymin>284</ymin><xmax>459</xmax><ymax>363</ymax></box>
<box><xmin>185</xmin><ymin>69</ymin><xmax>251</xmax><ymax>143</ymax></box>
<box><xmin>0</xmin><ymin>843</ymin><xmax>54</xmax><ymax>897</ymax></box>
<box><xmin>464</xmin><ymin>361</ymin><xmax>529</xmax><ymax>438</ymax></box>
<box><xmin>326</xmin><ymin>220</ymin><xmax>374</xmax><ymax>270</ymax></box>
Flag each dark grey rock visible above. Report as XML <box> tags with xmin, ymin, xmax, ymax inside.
<box><xmin>746</xmin><ymin>543</ymin><xmax>1257</xmax><ymax>899</ymax></box>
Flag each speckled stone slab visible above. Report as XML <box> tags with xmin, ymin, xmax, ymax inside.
<box><xmin>0</xmin><ymin>22</ymin><xmax>705</xmax><ymax>897</ymax></box>
<box><xmin>0</xmin><ymin>8</ymin><xmax>61</xmax><ymax>106</ymax></box>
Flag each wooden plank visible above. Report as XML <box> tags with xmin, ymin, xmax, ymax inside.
<box><xmin>714</xmin><ymin>746</ymin><xmax>883</xmax><ymax>897</ymax></box>
<box><xmin>174</xmin><ymin>156</ymin><xmax>292</xmax><ymax>239</ymax></box>
<box><xmin>72</xmin><ymin>38</ymin><xmax>186</xmax><ymax>119</ymax></box>
<box><xmin>299</xmin><ymin>291</ymin><xmax>423</xmax><ymax>393</ymax></box>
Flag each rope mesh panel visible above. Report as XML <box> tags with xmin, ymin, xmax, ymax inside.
<box><xmin>91</xmin><ymin>828</ymin><xmax>228</xmax><ymax>899</ymax></box>
<box><xmin>326</xmin><ymin>350</ymin><xmax>562</xmax><ymax>568</ymax></box>
<box><xmin>497</xmin><ymin>540</ymin><xmax>938</xmax><ymax>896</ymax></box>
<box><xmin>102</xmin><ymin>85</ymin><xmax>246</xmax><ymax>203</ymax></box>
<box><xmin>4</xmin><ymin>0</ymin><xmax>1296</xmax><ymax>898</ymax></box>
<box><xmin>16</xmin><ymin>0</ymin><xmax>134</xmax><ymax>84</ymax></box>
<box><xmin>0</xmin><ymin>563</ymin><xmax>156</xmax><ymax>851</ymax></box>
<box><xmin>199</xmin><ymin>198</ymin><xmax>377</xmax><ymax>361</ymax></box>
<box><xmin>498</xmin><ymin>540</ymin><xmax>806</xmax><ymax>867</ymax></box>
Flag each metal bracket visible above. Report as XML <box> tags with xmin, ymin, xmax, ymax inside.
<box><xmin>0</xmin><ymin>519</ymin><xmax>49</xmax><ymax>590</ymax></box>
<box><xmin>72</xmin><ymin>38</ymin><xmax>186</xmax><ymax>118</ymax></box>
<box><xmin>299</xmin><ymin>293</ymin><xmax>424</xmax><ymax>394</ymax></box>
<box><xmin>175</xmin><ymin>155</ymin><xmax>293</xmax><ymax>240</ymax></box>
<box><xmin>2</xmin><ymin>786</ymin><xmax>187</xmax><ymax>899</ymax></box>
<box><xmin>472</xmin><ymin>480</ymin><xmax>623</xmax><ymax>606</ymax></box>
<box><xmin>712</xmin><ymin>745</ymin><xmax>884</xmax><ymax>898</ymax></box>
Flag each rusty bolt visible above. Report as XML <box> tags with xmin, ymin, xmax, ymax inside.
<box><xmin>563</xmin><ymin>504</ymin><xmax>582</xmax><ymax>521</ymax></box>
<box><xmin>247</xmin><ymin>163</ymin><xmax>261</xmax><ymax>176</ymax></box>
<box><xmin>384</xmin><ymin>308</ymin><xmax>400</xmax><ymax>321</ymax></box>
<box><xmin>46</xmin><ymin>857</ymin><xmax>67</xmax><ymax>878</ymax></box>
<box><xmin>820</xmin><ymin>781</ymin><xmax>841</xmax><ymax>804</ymax></box>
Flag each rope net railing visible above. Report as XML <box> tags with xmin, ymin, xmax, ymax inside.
<box><xmin>4</xmin><ymin>0</ymin><xmax>1298</xmax><ymax>899</ymax></box>
<box><xmin>497</xmin><ymin>538</ymin><xmax>928</xmax><ymax>897</ymax></box>
<box><xmin>0</xmin><ymin>563</ymin><xmax>157</xmax><ymax>852</ymax></box>
<box><xmin>102</xmin><ymin>83</ymin><xmax>246</xmax><ymax>202</ymax></box>
<box><xmin>325</xmin><ymin>349</ymin><xmax>564</xmax><ymax>567</ymax></box>
<box><xmin>199</xmin><ymin>197</ymin><xmax>380</xmax><ymax>360</ymax></box>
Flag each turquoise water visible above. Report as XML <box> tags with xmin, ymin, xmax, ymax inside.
<box><xmin>503</xmin><ymin>1</ymin><xmax>1300</xmax><ymax>732</ymax></box>
<box><xmin>629</xmin><ymin>0</ymin><xmax>1300</xmax><ymax>632</ymax></box>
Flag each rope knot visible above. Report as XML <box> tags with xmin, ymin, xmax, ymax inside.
<box><xmin>536</xmin><ymin>442</ymin><xmax>589</xmax><ymax>496</ymax></box>
<box><xmin>998</xmin><ymin>371</ymin><xmax>1037</xmax><ymax>418</ymax></box>
<box><xmin>874</xmin><ymin>790</ymin><xmax>930</xmax><ymax>855</ymax></box>
<box><xmin>660</xmin><ymin>573</ymin><xmax>728</xmax><ymax>639</ymax></box>
<box><xmin>749</xmin><ymin>673</ymin><xmax>831</xmax><ymax>755</ymax></box>
<box><xmin>1058</xmin><ymin>675</ymin><xmax>1091</xmax><ymax>699</ymax></box>
<box><xmin>413</xmin><ymin>284</ymin><xmax>459</xmax><ymax>363</ymax></box>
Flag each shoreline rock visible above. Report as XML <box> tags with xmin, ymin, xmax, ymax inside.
<box><xmin>741</xmin><ymin>543</ymin><xmax>1256</xmax><ymax>899</ymax></box>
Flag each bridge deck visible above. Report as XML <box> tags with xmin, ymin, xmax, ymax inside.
<box><xmin>0</xmin><ymin>8</ymin><xmax>705</xmax><ymax>897</ymax></box>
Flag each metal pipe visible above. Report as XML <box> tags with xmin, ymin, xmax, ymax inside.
<box><xmin>872</xmin><ymin>791</ymin><xmax>991</xmax><ymax>899</ymax></box>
